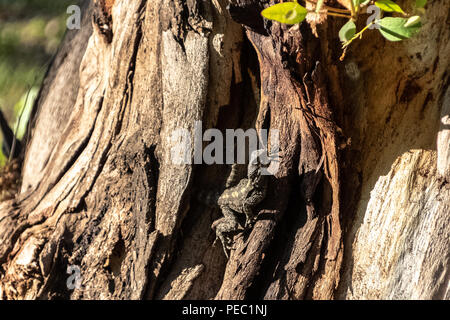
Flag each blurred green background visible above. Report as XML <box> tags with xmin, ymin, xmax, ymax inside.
<box><xmin>0</xmin><ymin>0</ymin><xmax>75</xmax><ymax>166</ymax></box>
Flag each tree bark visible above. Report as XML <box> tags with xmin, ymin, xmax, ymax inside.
<box><xmin>0</xmin><ymin>0</ymin><xmax>448</xmax><ymax>300</ymax></box>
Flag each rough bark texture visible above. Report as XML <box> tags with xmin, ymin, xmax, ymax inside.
<box><xmin>0</xmin><ymin>0</ymin><xmax>448</xmax><ymax>300</ymax></box>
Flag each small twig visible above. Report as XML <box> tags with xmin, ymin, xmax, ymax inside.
<box><xmin>325</xmin><ymin>6</ymin><xmax>352</xmax><ymax>14</ymax></box>
<box><xmin>307</xmin><ymin>9</ymin><xmax>351</xmax><ymax>19</ymax></box>
<box><xmin>339</xmin><ymin>46</ymin><xmax>348</xmax><ymax>61</ymax></box>
<box><xmin>342</xmin><ymin>20</ymin><xmax>375</xmax><ymax>49</ymax></box>
<box><xmin>350</xmin><ymin>0</ymin><xmax>357</xmax><ymax>20</ymax></box>
<box><xmin>325</xmin><ymin>11</ymin><xmax>352</xmax><ymax>19</ymax></box>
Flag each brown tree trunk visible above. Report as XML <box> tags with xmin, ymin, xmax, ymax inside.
<box><xmin>0</xmin><ymin>0</ymin><xmax>448</xmax><ymax>300</ymax></box>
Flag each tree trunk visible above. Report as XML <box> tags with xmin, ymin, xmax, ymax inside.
<box><xmin>0</xmin><ymin>0</ymin><xmax>448</xmax><ymax>300</ymax></box>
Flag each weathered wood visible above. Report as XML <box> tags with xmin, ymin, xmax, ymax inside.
<box><xmin>22</xmin><ymin>0</ymin><xmax>93</xmax><ymax>194</ymax></box>
<box><xmin>340</xmin><ymin>150</ymin><xmax>449</xmax><ymax>299</ymax></box>
<box><xmin>438</xmin><ymin>87</ymin><xmax>450</xmax><ymax>181</ymax></box>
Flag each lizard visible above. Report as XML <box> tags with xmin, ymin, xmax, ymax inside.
<box><xmin>211</xmin><ymin>149</ymin><xmax>272</xmax><ymax>258</ymax></box>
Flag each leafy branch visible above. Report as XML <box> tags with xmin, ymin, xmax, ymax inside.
<box><xmin>261</xmin><ymin>0</ymin><xmax>426</xmax><ymax>59</ymax></box>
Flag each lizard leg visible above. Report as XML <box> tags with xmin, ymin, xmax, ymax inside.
<box><xmin>211</xmin><ymin>217</ymin><xmax>229</xmax><ymax>254</ymax></box>
<box><xmin>212</xmin><ymin>206</ymin><xmax>239</xmax><ymax>257</ymax></box>
<box><xmin>243</xmin><ymin>191</ymin><xmax>264</xmax><ymax>228</ymax></box>
<box><xmin>243</xmin><ymin>206</ymin><xmax>253</xmax><ymax>228</ymax></box>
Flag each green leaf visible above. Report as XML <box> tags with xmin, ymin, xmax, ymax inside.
<box><xmin>378</xmin><ymin>17</ymin><xmax>422</xmax><ymax>41</ymax></box>
<box><xmin>415</xmin><ymin>0</ymin><xmax>427</xmax><ymax>8</ymax></box>
<box><xmin>375</xmin><ymin>0</ymin><xmax>406</xmax><ymax>14</ymax></box>
<box><xmin>339</xmin><ymin>20</ymin><xmax>356</xmax><ymax>43</ymax></box>
<box><xmin>404</xmin><ymin>15</ymin><xmax>421</xmax><ymax>28</ymax></box>
<box><xmin>261</xmin><ymin>2</ymin><xmax>308</xmax><ymax>25</ymax></box>
<box><xmin>13</xmin><ymin>87</ymin><xmax>38</xmax><ymax>140</ymax></box>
